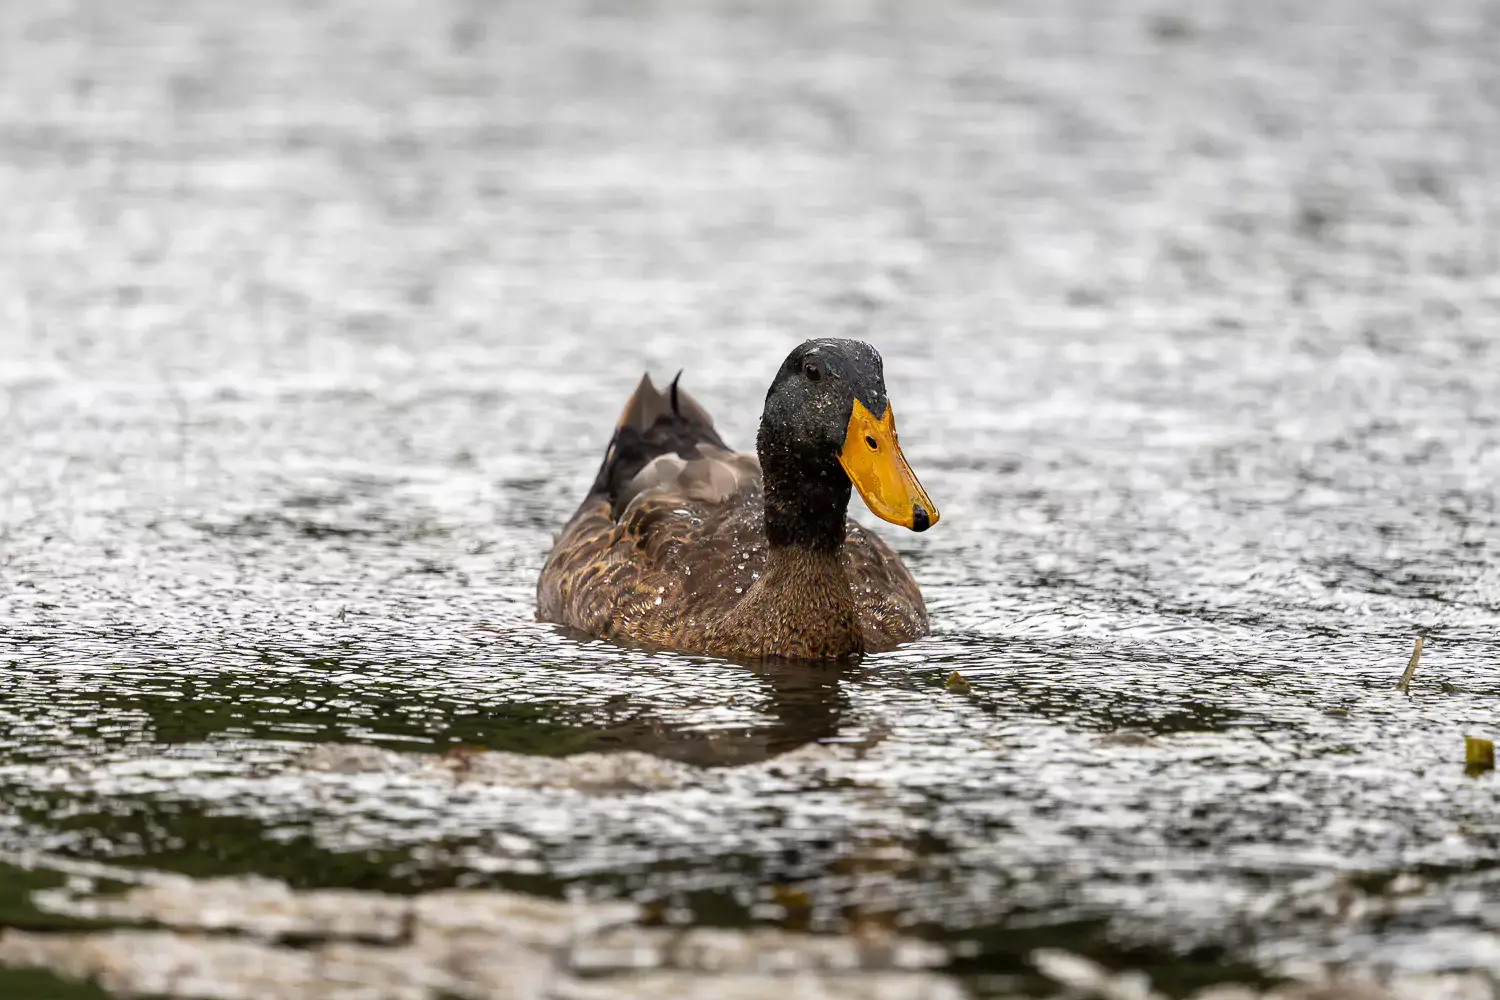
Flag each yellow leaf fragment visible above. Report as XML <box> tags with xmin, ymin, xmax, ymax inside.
<box><xmin>1465</xmin><ymin>736</ymin><xmax>1494</xmax><ymax>774</ymax></box>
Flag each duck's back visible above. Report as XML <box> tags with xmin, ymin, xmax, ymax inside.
<box><xmin>536</xmin><ymin>375</ymin><xmax>928</xmax><ymax>655</ymax></box>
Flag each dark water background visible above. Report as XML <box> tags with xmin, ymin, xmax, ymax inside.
<box><xmin>2</xmin><ymin>0</ymin><xmax>1498</xmax><ymax>995</ymax></box>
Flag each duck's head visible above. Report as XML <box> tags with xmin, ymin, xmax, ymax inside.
<box><xmin>757</xmin><ymin>338</ymin><xmax>939</xmax><ymax>547</ymax></box>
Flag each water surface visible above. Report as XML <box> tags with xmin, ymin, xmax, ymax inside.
<box><xmin>2</xmin><ymin>0</ymin><xmax>1498</xmax><ymax>996</ymax></box>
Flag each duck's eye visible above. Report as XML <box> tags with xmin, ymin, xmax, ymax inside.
<box><xmin>865</xmin><ymin>435</ymin><xmax>879</xmax><ymax>450</ymax></box>
<box><xmin>802</xmin><ymin>360</ymin><xmax>823</xmax><ymax>382</ymax></box>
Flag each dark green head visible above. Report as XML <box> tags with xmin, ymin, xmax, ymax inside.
<box><xmin>757</xmin><ymin>339</ymin><xmax>938</xmax><ymax>550</ymax></box>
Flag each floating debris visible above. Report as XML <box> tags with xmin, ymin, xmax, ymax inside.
<box><xmin>33</xmin><ymin>877</ymin><xmax>413</xmax><ymax>943</ymax></box>
<box><xmin>567</xmin><ymin>925</ymin><xmax>946</xmax><ymax>976</ymax></box>
<box><xmin>943</xmin><ymin>671</ymin><xmax>971</xmax><ymax>694</ymax></box>
<box><xmin>1094</xmin><ymin>732</ymin><xmax>1159</xmax><ymax>748</ymax></box>
<box><xmin>441</xmin><ymin>743</ymin><xmax>490</xmax><ymax>775</ymax></box>
<box><xmin>1030</xmin><ymin>948</ymin><xmax>1492</xmax><ymax>1000</ymax></box>
<box><xmin>1033</xmin><ymin>948</ymin><xmax>1163</xmax><ymax>1000</ymax></box>
<box><xmin>1464</xmin><ymin>736</ymin><xmax>1494</xmax><ymax>776</ymax></box>
<box><xmin>291</xmin><ymin>744</ymin><xmax>701</xmax><ymax>794</ymax></box>
<box><xmin>0</xmin><ymin>872</ymin><xmax>964</xmax><ymax>1000</ymax></box>
<box><xmin>1396</xmin><ymin>634</ymin><xmax>1424</xmax><ymax>692</ymax></box>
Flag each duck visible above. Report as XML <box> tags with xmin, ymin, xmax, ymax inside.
<box><xmin>536</xmin><ymin>338</ymin><xmax>940</xmax><ymax>660</ymax></box>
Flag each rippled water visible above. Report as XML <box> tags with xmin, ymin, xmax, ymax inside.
<box><xmin>2</xmin><ymin>0</ymin><xmax>1499</xmax><ymax>996</ymax></box>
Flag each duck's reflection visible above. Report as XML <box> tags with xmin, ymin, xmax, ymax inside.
<box><xmin>587</xmin><ymin>661</ymin><xmax>857</xmax><ymax>767</ymax></box>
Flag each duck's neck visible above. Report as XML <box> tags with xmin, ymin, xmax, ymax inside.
<box><xmin>759</xmin><ymin>442</ymin><xmax>851</xmax><ymax>553</ymax></box>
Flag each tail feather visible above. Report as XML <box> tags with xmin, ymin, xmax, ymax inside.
<box><xmin>668</xmin><ymin>372</ymin><xmax>717</xmax><ymax>431</ymax></box>
<box><xmin>586</xmin><ymin>371</ymin><xmax>728</xmax><ymax>514</ymax></box>
<box><xmin>615</xmin><ymin>373</ymin><xmax>667</xmax><ymax>432</ymax></box>
<box><xmin>614</xmin><ymin>372</ymin><xmax>718</xmax><ymax>435</ymax></box>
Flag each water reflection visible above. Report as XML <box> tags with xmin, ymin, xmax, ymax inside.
<box><xmin>584</xmin><ymin>661</ymin><xmax>855</xmax><ymax>767</ymax></box>
<box><xmin>3</xmin><ymin>0</ymin><xmax>1500</xmax><ymax>993</ymax></box>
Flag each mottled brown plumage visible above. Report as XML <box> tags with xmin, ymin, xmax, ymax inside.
<box><xmin>537</xmin><ymin>340</ymin><xmax>937</xmax><ymax>660</ymax></box>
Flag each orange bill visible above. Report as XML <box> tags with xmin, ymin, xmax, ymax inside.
<box><xmin>837</xmin><ymin>400</ymin><xmax>939</xmax><ymax>532</ymax></box>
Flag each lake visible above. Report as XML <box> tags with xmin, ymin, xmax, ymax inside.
<box><xmin>1</xmin><ymin>0</ymin><xmax>1497</xmax><ymax>997</ymax></box>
